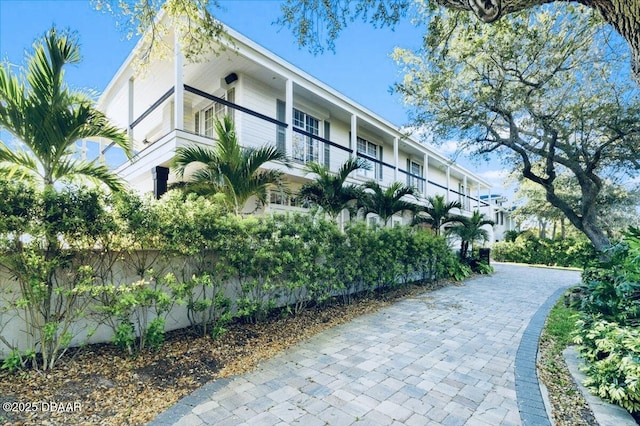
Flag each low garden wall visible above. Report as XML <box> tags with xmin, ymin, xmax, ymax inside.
<box><xmin>0</xmin><ymin>186</ymin><xmax>457</xmax><ymax>370</ymax></box>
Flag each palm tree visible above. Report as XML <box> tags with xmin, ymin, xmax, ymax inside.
<box><xmin>414</xmin><ymin>194</ymin><xmax>464</xmax><ymax>236</ymax></box>
<box><xmin>299</xmin><ymin>157</ymin><xmax>367</xmax><ymax>220</ymax></box>
<box><xmin>172</xmin><ymin>116</ymin><xmax>288</xmax><ymax>213</ymax></box>
<box><xmin>450</xmin><ymin>210</ymin><xmax>495</xmax><ymax>259</ymax></box>
<box><xmin>0</xmin><ymin>27</ymin><xmax>131</xmax><ymax>191</ymax></box>
<box><xmin>360</xmin><ymin>181</ymin><xmax>418</xmax><ymax>226</ymax></box>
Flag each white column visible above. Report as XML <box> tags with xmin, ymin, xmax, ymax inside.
<box><xmin>128</xmin><ymin>77</ymin><xmax>134</xmax><ymax>141</ymax></box>
<box><xmin>350</xmin><ymin>114</ymin><xmax>357</xmax><ymax>155</ymax></box>
<box><xmin>285</xmin><ymin>79</ymin><xmax>293</xmax><ymax>156</ymax></box>
<box><xmin>99</xmin><ymin>138</ymin><xmax>105</xmax><ymax>164</ymax></box>
<box><xmin>487</xmin><ymin>187</ymin><xmax>493</xmax><ymax>220</ymax></box>
<box><xmin>423</xmin><ymin>153</ymin><xmax>429</xmax><ymax>196</ymax></box>
<box><xmin>476</xmin><ymin>185</ymin><xmax>481</xmax><ymax>210</ymax></box>
<box><xmin>393</xmin><ymin>138</ymin><xmax>399</xmax><ymax>181</ymax></box>
<box><xmin>174</xmin><ymin>32</ymin><xmax>184</xmax><ymax>131</ymax></box>
<box><xmin>446</xmin><ymin>165</ymin><xmax>451</xmax><ymax>203</ymax></box>
<box><xmin>463</xmin><ymin>175</ymin><xmax>468</xmax><ymax>211</ymax></box>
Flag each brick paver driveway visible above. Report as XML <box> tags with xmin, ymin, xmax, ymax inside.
<box><xmin>150</xmin><ymin>263</ymin><xmax>580</xmax><ymax>426</ymax></box>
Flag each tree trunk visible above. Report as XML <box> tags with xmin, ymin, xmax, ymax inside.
<box><xmin>581</xmin><ymin>215</ymin><xmax>612</xmax><ymax>252</ymax></box>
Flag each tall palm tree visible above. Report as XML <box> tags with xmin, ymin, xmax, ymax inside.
<box><xmin>360</xmin><ymin>181</ymin><xmax>418</xmax><ymax>226</ymax></box>
<box><xmin>299</xmin><ymin>157</ymin><xmax>367</xmax><ymax>220</ymax></box>
<box><xmin>0</xmin><ymin>27</ymin><xmax>131</xmax><ymax>191</ymax></box>
<box><xmin>414</xmin><ymin>194</ymin><xmax>464</xmax><ymax>236</ymax></box>
<box><xmin>172</xmin><ymin>116</ymin><xmax>289</xmax><ymax>213</ymax></box>
<box><xmin>450</xmin><ymin>210</ymin><xmax>495</xmax><ymax>259</ymax></box>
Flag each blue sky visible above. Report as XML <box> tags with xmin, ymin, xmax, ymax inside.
<box><xmin>0</xmin><ymin>0</ymin><xmax>506</xmax><ymax>188</ymax></box>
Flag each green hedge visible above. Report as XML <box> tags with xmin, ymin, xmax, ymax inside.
<box><xmin>0</xmin><ymin>183</ymin><xmax>458</xmax><ymax>370</ymax></box>
<box><xmin>492</xmin><ymin>233</ymin><xmax>596</xmax><ymax>268</ymax></box>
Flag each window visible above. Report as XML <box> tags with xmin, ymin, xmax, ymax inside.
<box><xmin>406</xmin><ymin>160</ymin><xmax>424</xmax><ymax>192</ymax></box>
<box><xmin>292</xmin><ymin>109</ymin><xmax>320</xmax><ymax>163</ymax></box>
<box><xmin>204</xmin><ymin>107</ymin><xmax>215</xmax><ymax>137</ymax></box>
<box><xmin>357</xmin><ymin>137</ymin><xmax>381</xmax><ymax>180</ymax></box>
<box><xmin>459</xmin><ymin>183</ymin><xmax>470</xmax><ymax>210</ymax></box>
<box><xmin>194</xmin><ymin>89</ymin><xmax>235</xmax><ymax>137</ymax></box>
<box><xmin>270</xmin><ymin>191</ymin><xmax>301</xmax><ymax>207</ymax></box>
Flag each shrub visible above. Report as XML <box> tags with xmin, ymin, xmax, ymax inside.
<box><xmin>0</xmin><ymin>186</ymin><xmax>462</xmax><ymax>368</ymax></box>
<box><xmin>574</xmin><ymin>320</ymin><xmax>640</xmax><ymax>412</ymax></box>
<box><xmin>0</xmin><ymin>184</ymin><xmax>110</xmax><ymax>370</ymax></box>
<box><xmin>492</xmin><ymin>234</ymin><xmax>596</xmax><ymax>268</ymax></box>
<box><xmin>574</xmin><ymin>227</ymin><xmax>640</xmax><ymax>413</ymax></box>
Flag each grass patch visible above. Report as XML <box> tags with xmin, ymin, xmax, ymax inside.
<box><xmin>544</xmin><ymin>302</ymin><xmax>579</xmax><ymax>351</ymax></box>
<box><xmin>538</xmin><ymin>290</ymin><xmax>598</xmax><ymax>425</ymax></box>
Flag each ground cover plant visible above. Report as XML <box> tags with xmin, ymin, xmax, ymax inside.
<box><xmin>573</xmin><ymin>227</ymin><xmax>640</xmax><ymax>416</ymax></box>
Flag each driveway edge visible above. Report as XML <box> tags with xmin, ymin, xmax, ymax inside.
<box><xmin>515</xmin><ymin>286</ymin><xmax>569</xmax><ymax>426</ymax></box>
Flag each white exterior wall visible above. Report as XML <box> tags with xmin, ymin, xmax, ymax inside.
<box><xmin>97</xmin><ymin>20</ymin><xmax>495</xmax><ymax>219</ymax></box>
<box><xmin>237</xmin><ymin>75</ymin><xmax>280</xmax><ymax>149</ymax></box>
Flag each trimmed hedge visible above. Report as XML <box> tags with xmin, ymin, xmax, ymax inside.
<box><xmin>492</xmin><ymin>233</ymin><xmax>596</xmax><ymax>268</ymax></box>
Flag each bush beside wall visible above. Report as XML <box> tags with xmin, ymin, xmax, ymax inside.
<box><xmin>0</xmin><ymin>184</ymin><xmax>457</xmax><ymax>369</ymax></box>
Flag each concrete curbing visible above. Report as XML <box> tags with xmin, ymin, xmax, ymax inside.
<box><xmin>563</xmin><ymin>347</ymin><xmax>637</xmax><ymax>426</ymax></box>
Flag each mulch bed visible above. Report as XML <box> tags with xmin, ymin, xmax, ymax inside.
<box><xmin>1</xmin><ymin>278</ymin><xmax>603</xmax><ymax>425</ymax></box>
<box><xmin>0</xmin><ymin>282</ymin><xmax>439</xmax><ymax>425</ymax></box>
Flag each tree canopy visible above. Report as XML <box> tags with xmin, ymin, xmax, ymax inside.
<box><xmin>413</xmin><ymin>194</ymin><xmax>463</xmax><ymax>236</ymax></box>
<box><xmin>392</xmin><ymin>5</ymin><xmax>640</xmax><ymax>251</ymax></box>
<box><xmin>299</xmin><ymin>157</ymin><xmax>367</xmax><ymax>219</ymax></box>
<box><xmin>512</xmin><ymin>171</ymin><xmax>640</xmax><ymax>240</ymax></box>
<box><xmin>97</xmin><ymin>1</ymin><xmax>640</xmax><ymax>82</ymax></box>
<box><xmin>359</xmin><ymin>181</ymin><xmax>418</xmax><ymax>226</ymax></box>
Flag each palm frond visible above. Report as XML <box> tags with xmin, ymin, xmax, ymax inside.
<box><xmin>54</xmin><ymin>158</ymin><xmax>127</xmax><ymax>192</ymax></box>
<box><xmin>172</xmin><ymin>145</ymin><xmax>220</xmax><ymax>177</ymax></box>
<box><xmin>0</xmin><ymin>27</ymin><xmax>129</xmax><ymax>191</ymax></box>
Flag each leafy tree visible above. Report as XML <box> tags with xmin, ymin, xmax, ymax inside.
<box><xmin>94</xmin><ymin>0</ymin><xmax>229</xmax><ymax>67</ymax></box>
<box><xmin>299</xmin><ymin>157</ymin><xmax>367</xmax><ymax>220</ymax></box>
<box><xmin>511</xmin><ymin>173</ymin><xmax>573</xmax><ymax>239</ymax></box>
<box><xmin>393</xmin><ymin>6</ymin><xmax>640</xmax><ymax>252</ymax></box>
<box><xmin>512</xmin><ymin>171</ymin><xmax>640</xmax><ymax>240</ymax></box>
<box><xmin>413</xmin><ymin>194</ymin><xmax>463</xmax><ymax>236</ymax></box>
<box><xmin>0</xmin><ymin>27</ymin><xmax>131</xmax><ymax>191</ymax></box>
<box><xmin>359</xmin><ymin>181</ymin><xmax>418</xmax><ymax>226</ymax></box>
<box><xmin>450</xmin><ymin>210</ymin><xmax>494</xmax><ymax>259</ymax></box>
<box><xmin>430</xmin><ymin>0</ymin><xmax>640</xmax><ymax>82</ymax></box>
<box><xmin>172</xmin><ymin>116</ymin><xmax>289</xmax><ymax>214</ymax></box>
<box><xmin>277</xmin><ymin>0</ymin><xmax>640</xmax><ymax>82</ymax></box>
<box><xmin>99</xmin><ymin>1</ymin><xmax>640</xmax><ymax>82</ymax></box>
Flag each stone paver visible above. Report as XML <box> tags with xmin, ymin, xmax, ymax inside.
<box><xmin>149</xmin><ymin>264</ymin><xmax>580</xmax><ymax>425</ymax></box>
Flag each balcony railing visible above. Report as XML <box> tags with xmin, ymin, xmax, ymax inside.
<box><xmin>125</xmin><ymin>84</ymin><xmax>489</xmax><ymax>209</ymax></box>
